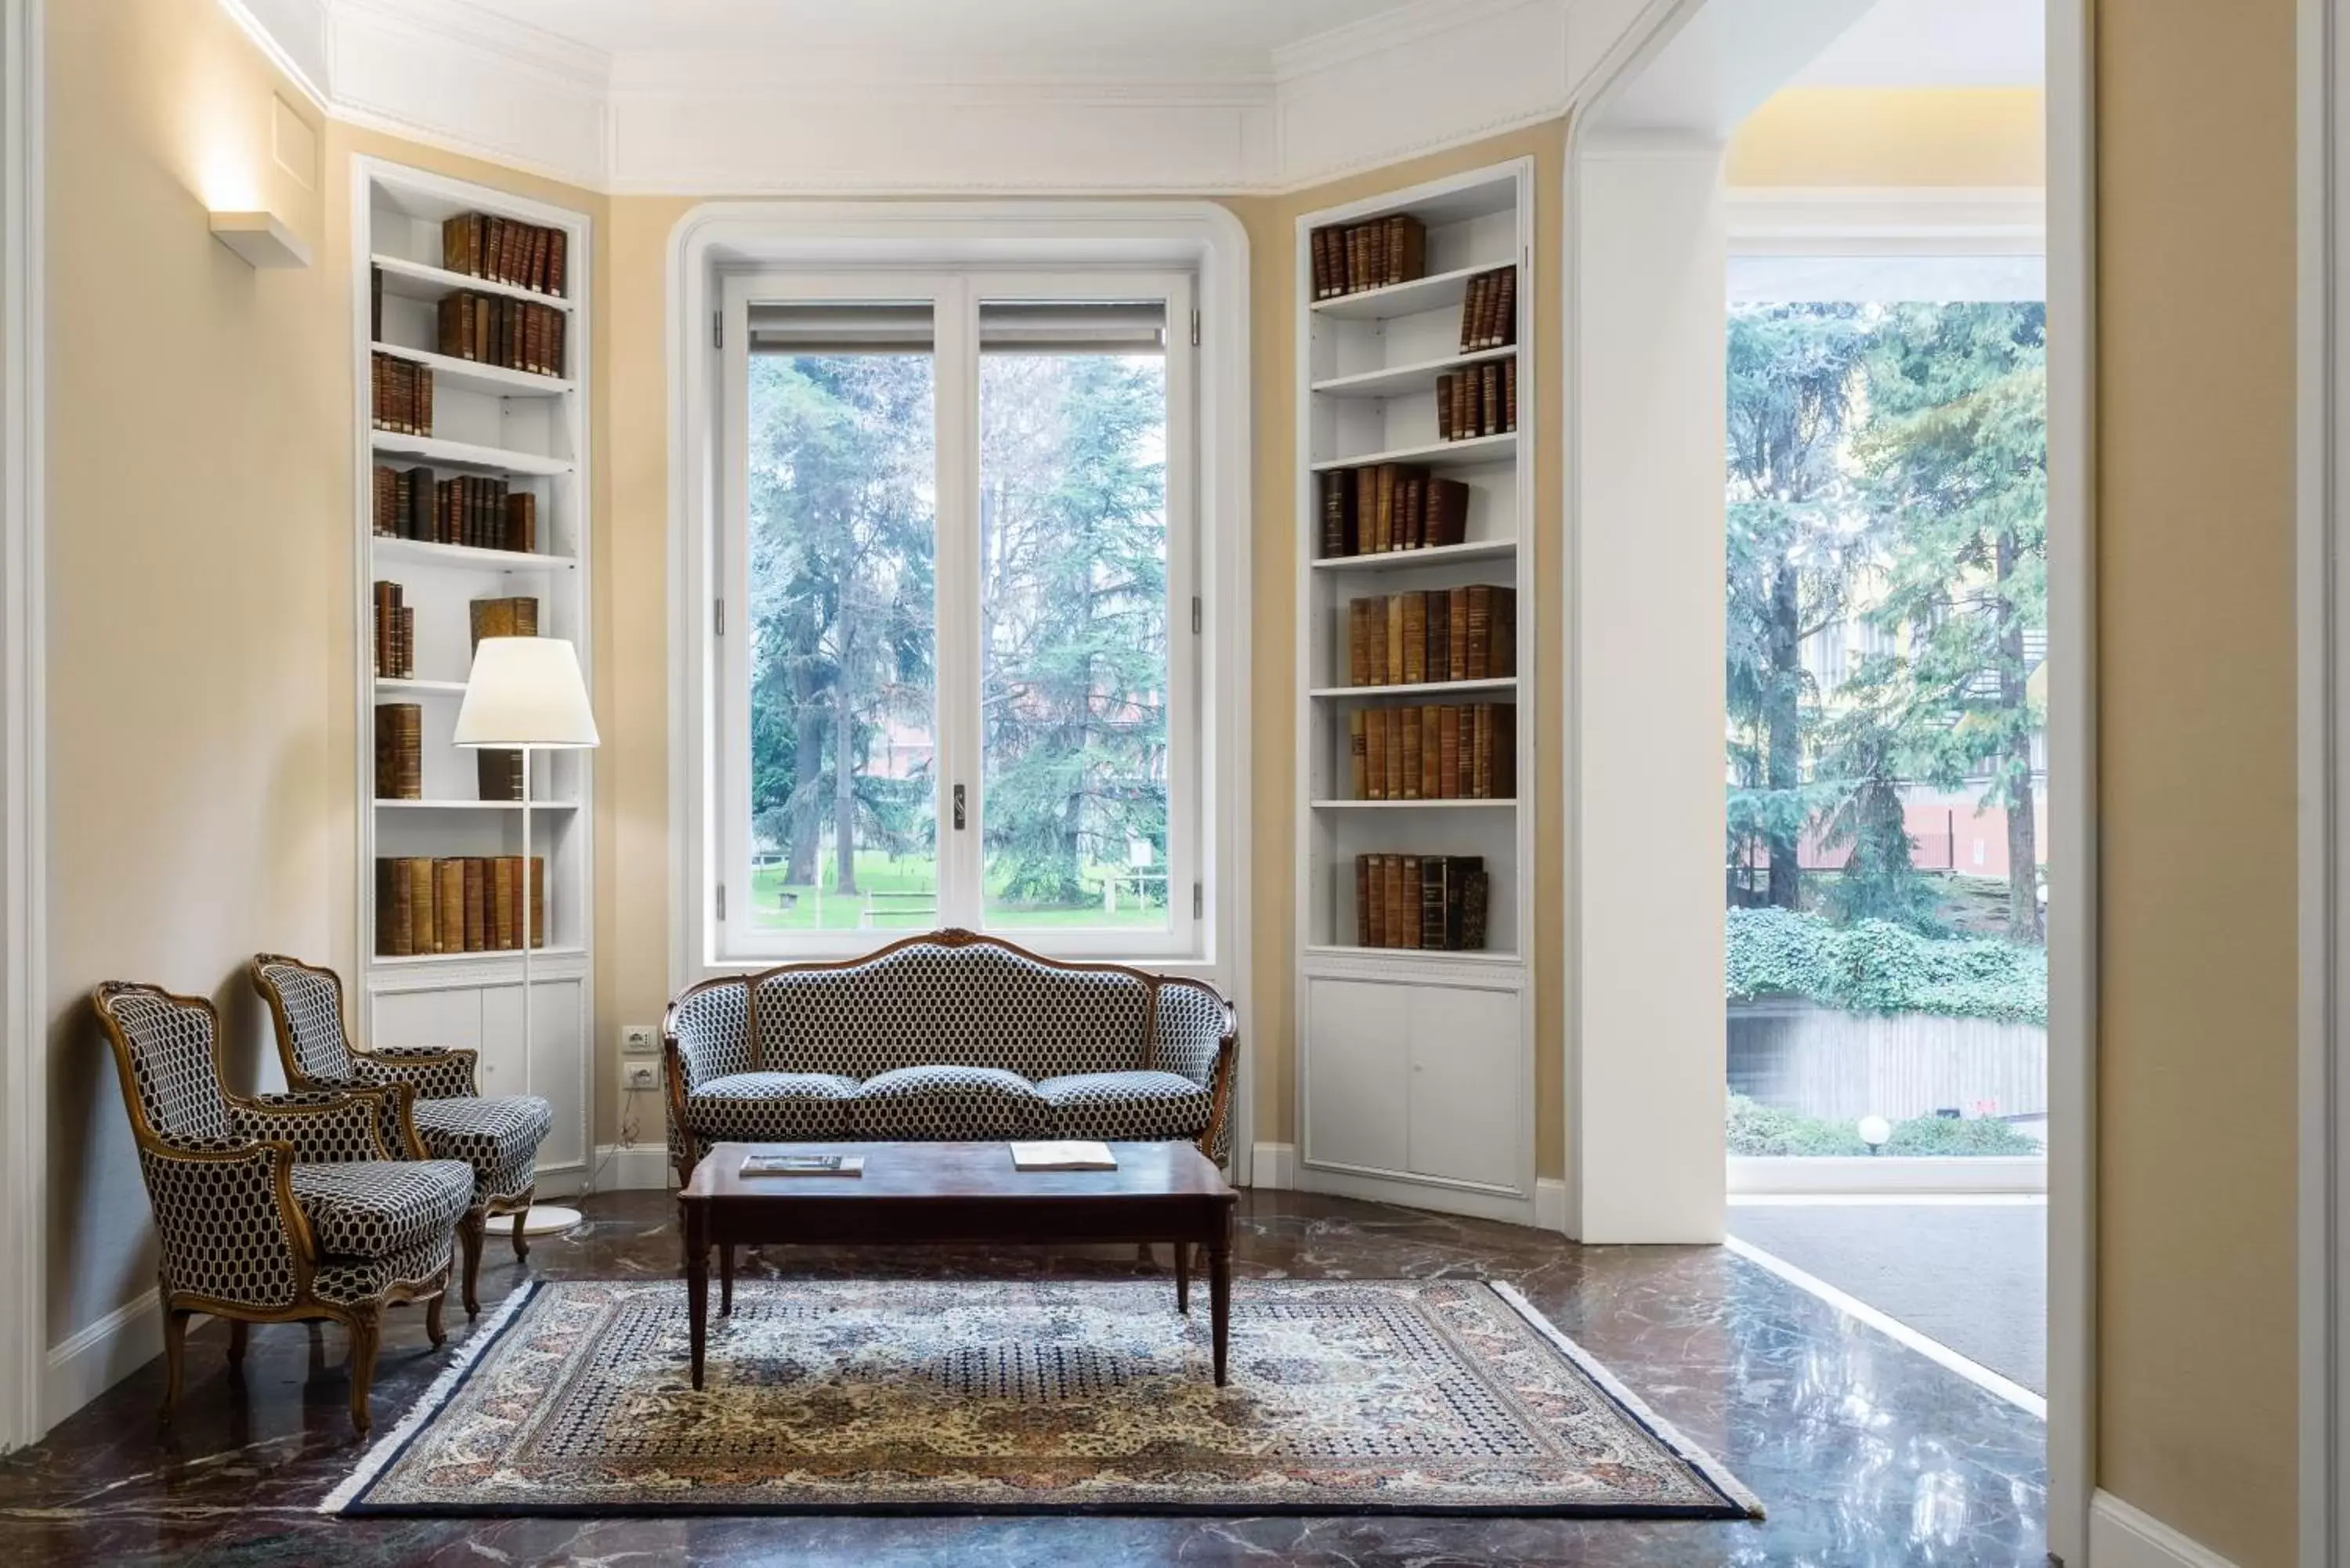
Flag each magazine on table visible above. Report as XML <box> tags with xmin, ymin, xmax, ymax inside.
<box><xmin>1008</xmin><ymin>1140</ymin><xmax>1118</xmax><ymax>1172</ymax></box>
<box><xmin>738</xmin><ymin>1152</ymin><xmax>864</xmax><ymax>1178</ymax></box>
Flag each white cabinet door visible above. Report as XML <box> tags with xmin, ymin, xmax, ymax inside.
<box><xmin>481</xmin><ymin>979</ymin><xmax>586</xmax><ymax>1174</ymax></box>
<box><xmin>371</xmin><ymin>988</ymin><xmax>483</xmax><ymax>1058</ymax></box>
<box><xmin>1405</xmin><ymin>985</ymin><xmax>1522</xmax><ymax>1189</ymax></box>
<box><xmin>1302</xmin><ymin>976</ymin><xmax>1410</xmax><ymax>1174</ymax></box>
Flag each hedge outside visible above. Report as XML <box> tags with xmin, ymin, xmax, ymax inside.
<box><xmin>1725</xmin><ymin>906</ymin><xmax>2047</xmax><ymax>1026</ymax></box>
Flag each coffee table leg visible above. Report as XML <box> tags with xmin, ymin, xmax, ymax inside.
<box><xmin>682</xmin><ymin>1199</ymin><xmax>709</xmax><ymax>1390</ymax></box>
<box><xmin>1209</xmin><ymin>1228</ymin><xmax>1231</xmax><ymax>1386</ymax></box>
<box><xmin>719</xmin><ymin>1242</ymin><xmax>734</xmax><ymax>1317</ymax></box>
<box><xmin>1175</xmin><ymin>1238</ymin><xmax>1190</xmax><ymax>1314</ymax></box>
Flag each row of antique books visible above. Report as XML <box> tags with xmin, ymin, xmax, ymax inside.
<box><xmin>1458</xmin><ymin>267</ymin><xmax>1517</xmax><ymax>352</ymax></box>
<box><xmin>1438</xmin><ymin>360</ymin><xmax>1517</xmax><ymax>441</ymax></box>
<box><xmin>1310</xmin><ymin>214</ymin><xmax>1426</xmax><ymax>298</ymax></box>
<box><xmin>372</xmin><ymin>464</ymin><xmax>538</xmax><ymax>552</ymax></box>
<box><xmin>436</xmin><ymin>291</ymin><xmax>567</xmax><ymax>379</ymax></box>
<box><xmin>1347</xmin><ymin>586</ymin><xmax>1517</xmax><ymax>687</ymax></box>
<box><xmin>1347</xmin><ymin>703</ymin><xmax>1516</xmax><ymax>801</ymax></box>
<box><xmin>442</xmin><ymin>212</ymin><xmax>569</xmax><ymax>298</ymax></box>
<box><xmin>371</xmin><ymin>582</ymin><xmax>414</xmax><ymax>680</ymax></box>
<box><xmin>376</xmin><ymin>856</ymin><xmax>545</xmax><ymax>957</ymax></box>
<box><xmin>1319</xmin><ymin>466</ymin><xmax>1471</xmax><ymax>558</ymax></box>
<box><xmin>1354</xmin><ymin>854</ymin><xmax>1488</xmax><ymax>952</ymax></box>
<box><xmin>371</xmin><ymin>352</ymin><xmax>433</xmax><ymax>435</ymax></box>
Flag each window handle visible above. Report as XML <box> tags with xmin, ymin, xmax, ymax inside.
<box><xmin>953</xmin><ymin>783</ymin><xmax>966</xmax><ymax>830</ymax></box>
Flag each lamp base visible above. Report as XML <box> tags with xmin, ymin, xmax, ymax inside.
<box><xmin>515</xmin><ymin>1204</ymin><xmax>584</xmax><ymax>1237</ymax></box>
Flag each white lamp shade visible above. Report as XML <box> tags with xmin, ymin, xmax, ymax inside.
<box><xmin>454</xmin><ymin>638</ymin><xmax>600</xmax><ymax>749</ymax></box>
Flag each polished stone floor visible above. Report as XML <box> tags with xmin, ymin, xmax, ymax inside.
<box><xmin>0</xmin><ymin>1189</ymin><xmax>2046</xmax><ymax>1566</ymax></box>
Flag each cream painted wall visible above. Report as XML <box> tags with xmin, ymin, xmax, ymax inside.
<box><xmin>1727</xmin><ymin>87</ymin><xmax>2046</xmax><ymax>187</ymax></box>
<box><xmin>2097</xmin><ymin>3</ymin><xmax>2298</xmax><ymax>1563</ymax></box>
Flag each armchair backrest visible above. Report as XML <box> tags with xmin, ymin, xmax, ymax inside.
<box><xmin>91</xmin><ymin>982</ymin><xmax>232</xmax><ymax>1143</ymax></box>
<box><xmin>250</xmin><ymin>955</ymin><xmax>355</xmax><ymax>1084</ymax></box>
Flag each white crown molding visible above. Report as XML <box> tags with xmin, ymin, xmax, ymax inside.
<box><xmin>1723</xmin><ymin>186</ymin><xmax>2048</xmax><ymax>251</ymax></box>
<box><xmin>217</xmin><ymin>0</ymin><xmax>1633</xmax><ymax>195</ymax></box>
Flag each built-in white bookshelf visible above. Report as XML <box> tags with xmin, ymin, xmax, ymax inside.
<box><xmin>1292</xmin><ymin>159</ymin><xmax>1537</xmax><ymax>1225</ymax></box>
<box><xmin>350</xmin><ymin>159</ymin><xmax>594</xmax><ymax>1190</ymax></box>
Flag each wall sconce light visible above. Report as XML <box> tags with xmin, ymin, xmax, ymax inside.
<box><xmin>208</xmin><ymin>210</ymin><xmax>312</xmax><ymax>269</ymax></box>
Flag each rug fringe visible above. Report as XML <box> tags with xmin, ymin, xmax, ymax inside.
<box><xmin>1485</xmin><ymin>1280</ymin><xmax>1767</xmax><ymax>1520</ymax></box>
<box><xmin>318</xmin><ymin>1279</ymin><xmax>541</xmax><ymax>1516</ymax></box>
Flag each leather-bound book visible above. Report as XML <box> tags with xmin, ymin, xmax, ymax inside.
<box><xmin>405</xmin><ymin>858</ymin><xmax>436</xmax><ymax>956</ymax></box>
<box><xmin>1436</xmin><ymin>374</ymin><xmax>1454</xmax><ymax>443</ymax></box>
<box><xmin>373</xmin><ymin>467</ymin><xmax>395</xmax><ymax>537</ymax></box>
<box><xmin>1379</xmin><ymin>855</ymin><xmax>1404</xmax><ymax>948</ymax></box>
<box><xmin>1420</xmin><ymin>706</ymin><xmax>1441</xmax><ymax>800</ymax></box>
<box><xmin>1374</xmin><ymin>466</ymin><xmax>1396</xmax><ymax>553</ymax></box>
<box><xmin>547</xmin><ymin>228</ymin><xmax>567</xmax><ymax>297</ymax></box>
<box><xmin>1365</xmin><ymin>854</ymin><xmax>1387</xmax><ymax>947</ymax></box>
<box><xmin>1505</xmin><ymin>356</ymin><xmax>1518</xmax><ymax>432</ymax></box>
<box><xmin>434</xmin><ymin>859</ymin><xmax>466</xmax><ymax>955</ymax></box>
<box><xmin>1438</xmin><ymin>705</ymin><xmax>1462</xmax><ymax>799</ymax></box>
<box><xmin>1384</xmin><ymin>706</ymin><xmax>1404</xmax><ymax>800</ymax></box>
<box><xmin>1401</xmin><ymin>591</ymin><xmax>1426</xmax><ymax>685</ymax></box>
<box><xmin>1495</xmin><ymin>266</ymin><xmax>1517</xmax><ymax>346</ymax></box>
<box><xmin>1459</xmin><ymin>274</ymin><xmax>1482</xmax><ymax>353</ymax></box>
<box><xmin>372</xmin><ymin>581</ymin><xmax>396</xmax><ymax>675</ymax></box>
<box><xmin>1489</xmin><ymin>585</ymin><xmax>1517</xmax><ymax>677</ymax></box>
<box><xmin>1493</xmin><ymin>703</ymin><xmax>1517</xmax><ymax>797</ymax></box>
<box><xmin>1348</xmin><ymin>711</ymin><xmax>1368</xmax><ymax>800</ymax></box>
<box><xmin>1481</xmin><ymin>363</ymin><xmax>1502</xmax><ymax>437</ymax></box>
<box><xmin>1365</xmin><ymin>708</ymin><xmax>1387</xmax><ymax>800</ymax></box>
<box><xmin>1428</xmin><ymin>479</ymin><xmax>1469</xmax><ymax>547</ymax></box>
<box><xmin>1368</xmin><ymin>595</ymin><xmax>1389</xmax><ymax>686</ymax></box>
<box><xmin>1463</xmin><ymin>586</ymin><xmax>1492</xmax><ymax>681</ymax></box>
<box><xmin>1355</xmin><ymin>855</ymin><xmax>1373</xmax><ymax>946</ymax></box>
<box><xmin>417</xmin><ymin>362</ymin><xmax>432</xmax><ymax>436</ymax></box>
<box><xmin>478</xmin><ymin>750</ymin><xmax>525</xmax><ymax>802</ymax></box>
<box><xmin>1349</xmin><ymin>598</ymin><xmax>1371</xmax><ymax>687</ymax></box>
<box><xmin>1355</xmin><ymin>468</ymin><xmax>1378</xmax><ymax>552</ymax></box>
<box><xmin>506</xmin><ymin>492</ymin><xmax>537</xmax><ymax>553</ymax></box>
<box><xmin>1386</xmin><ymin>594</ymin><xmax>1405</xmax><ymax>684</ymax></box>
<box><xmin>376</xmin><ymin>859</ymin><xmax>412</xmax><ymax>957</ymax></box>
<box><xmin>1400</xmin><ymin>703</ymin><xmax>1422</xmax><ymax>799</ymax></box>
<box><xmin>491</xmin><ymin>856</ymin><xmax>519</xmax><ymax>950</ymax></box>
<box><xmin>1459</xmin><ymin>864</ymin><xmax>1490</xmax><ymax>950</ymax></box>
<box><xmin>1391</xmin><ymin>851</ymin><xmax>1410</xmax><ymax>949</ymax></box>
<box><xmin>1420</xmin><ymin>855</ymin><xmax>1449</xmax><ymax>950</ymax></box>
<box><xmin>1310</xmin><ymin>227</ymin><xmax>1330</xmax><ymax>298</ymax></box>
<box><xmin>470</xmin><ymin>595</ymin><xmax>540</xmax><ymax>650</ymax></box>
<box><xmin>1426</xmin><ymin>587</ymin><xmax>1450</xmax><ymax>682</ymax></box>
<box><xmin>374</xmin><ymin>703</ymin><xmax>421</xmax><ymax>800</ymax></box>
<box><xmin>463</xmin><ymin>858</ymin><xmax>488</xmax><ymax>952</ymax></box>
<box><xmin>530</xmin><ymin>856</ymin><xmax>544</xmax><ymax>949</ymax></box>
<box><xmin>1448</xmin><ymin>586</ymin><xmax>1470</xmax><ymax>680</ymax></box>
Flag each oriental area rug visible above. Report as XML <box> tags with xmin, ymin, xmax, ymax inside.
<box><xmin>325</xmin><ymin>1277</ymin><xmax>1761</xmax><ymax>1519</ymax></box>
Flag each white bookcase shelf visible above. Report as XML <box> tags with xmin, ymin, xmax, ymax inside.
<box><xmin>352</xmin><ymin>159</ymin><xmax>596</xmax><ymax>1192</ymax></box>
<box><xmin>1292</xmin><ymin>158</ymin><xmax>1537</xmax><ymax>1225</ymax></box>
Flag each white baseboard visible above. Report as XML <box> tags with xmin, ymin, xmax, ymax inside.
<box><xmin>584</xmin><ymin>1143</ymin><xmax>674</xmax><ymax>1193</ymax></box>
<box><xmin>1249</xmin><ymin>1141</ymin><xmax>1296</xmax><ymax>1190</ymax></box>
<box><xmin>43</xmin><ymin>1291</ymin><xmax>158</xmax><ymax>1431</ymax></box>
<box><xmin>2088</xmin><ymin>1491</ymin><xmax>2241</xmax><ymax>1568</ymax></box>
<box><xmin>1728</xmin><ymin>1154</ymin><xmax>2047</xmax><ymax>1195</ymax></box>
<box><xmin>1535</xmin><ymin>1176</ymin><xmax>1567</xmax><ymax>1233</ymax></box>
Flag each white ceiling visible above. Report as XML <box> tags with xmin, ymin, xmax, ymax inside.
<box><xmin>1791</xmin><ymin>0</ymin><xmax>2044</xmax><ymax>89</ymax></box>
<box><xmin>454</xmin><ymin>0</ymin><xmax>1424</xmax><ymax>81</ymax></box>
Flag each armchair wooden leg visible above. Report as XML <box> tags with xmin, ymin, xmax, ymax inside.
<box><xmin>511</xmin><ymin>1210</ymin><xmax>530</xmax><ymax>1261</ymax></box>
<box><xmin>226</xmin><ymin>1319</ymin><xmax>249</xmax><ymax>1368</ymax></box>
<box><xmin>159</xmin><ymin>1305</ymin><xmax>189</xmax><ymax>1422</ymax></box>
<box><xmin>346</xmin><ymin>1308</ymin><xmax>383</xmax><ymax>1434</ymax></box>
<box><xmin>425</xmin><ymin>1292</ymin><xmax>447</xmax><ymax>1348</ymax></box>
<box><xmin>457</xmin><ymin>1209</ymin><xmax>487</xmax><ymax>1317</ymax></box>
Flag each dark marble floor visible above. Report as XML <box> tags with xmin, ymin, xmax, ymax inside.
<box><xmin>0</xmin><ymin>1189</ymin><xmax>2045</xmax><ymax>1566</ymax></box>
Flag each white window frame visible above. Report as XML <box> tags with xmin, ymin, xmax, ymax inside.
<box><xmin>667</xmin><ymin>204</ymin><xmax>1252</xmax><ymax>1088</ymax></box>
<box><xmin>713</xmin><ymin>266</ymin><xmax>1200</xmax><ymax>960</ymax></box>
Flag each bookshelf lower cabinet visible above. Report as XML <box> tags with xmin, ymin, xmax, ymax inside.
<box><xmin>1302</xmin><ymin>973</ymin><xmax>1526</xmax><ymax>1193</ymax></box>
<box><xmin>369</xmin><ymin>969</ymin><xmax>589</xmax><ymax>1182</ymax></box>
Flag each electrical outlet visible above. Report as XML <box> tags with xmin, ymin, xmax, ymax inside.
<box><xmin>621</xmin><ymin>1023</ymin><xmax>659</xmax><ymax>1056</ymax></box>
<box><xmin>620</xmin><ymin>1060</ymin><xmax>660</xmax><ymax>1093</ymax></box>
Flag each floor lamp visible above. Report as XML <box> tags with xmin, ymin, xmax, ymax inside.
<box><xmin>454</xmin><ymin>635</ymin><xmax>600</xmax><ymax>1237</ymax></box>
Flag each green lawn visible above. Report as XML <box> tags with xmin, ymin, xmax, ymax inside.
<box><xmin>749</xmin><ymin>851</ymin><xmax>1166</xmax><ymax>933</ymax></box>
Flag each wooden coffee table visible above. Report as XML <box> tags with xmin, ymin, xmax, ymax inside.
<box><xmin>677</xmin><ymin>1140</ymin><xmax>1238</xmax><ymax>1389</ymax></box>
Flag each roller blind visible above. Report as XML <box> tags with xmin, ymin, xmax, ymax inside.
<box><xmin>747</xmin><ymin>300</ymin><xmax>1165</xmax><ymax>355</ymax></box>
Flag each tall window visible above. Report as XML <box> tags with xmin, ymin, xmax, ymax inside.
<box><xmin>717</xmin><ymin>274</ymin><xmax>1197</xmax><ymax>958</ymax></box>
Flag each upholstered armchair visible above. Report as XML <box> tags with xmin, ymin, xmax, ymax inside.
<box><xmin>91</xmin><ymin>981</ymin><xmax>475</xmax><ymax>1432</ymax></box>
<box><xmin>251</xmin><ymin>955</ymin><xmax>554</xmax><ymax>1316</ymax></box>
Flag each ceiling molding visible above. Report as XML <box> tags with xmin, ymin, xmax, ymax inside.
<box><xmin>218</xmin><ymin>0</ymin><xmax>1623</xmax><ymax>195</ymax></box>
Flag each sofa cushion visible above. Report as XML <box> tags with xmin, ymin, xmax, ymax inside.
<box><xmin>847</xmin><ymin>1064</ymin><xmax>1049</xmax><ymax>1140</ymax></box>
<box><xmin>754</xmin><ymin>944</ymin><xmax>1148</xmax><ymax>1082</ymax></box>
<box><xmin>1035</xmin><ymin>1071</ymin><xmax>1214</xmax><ymax>1142</ymax></box>
<box><xmin>688</xmin><ymin>1072</ymin><xmax>859</xmax><ymax>1142</ymax></box>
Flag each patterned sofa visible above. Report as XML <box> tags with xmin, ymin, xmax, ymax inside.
<box><xmin>663</xmin><ymin>930</ymin><xmax>1236</xmax><ymax>1184</ymax></box>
